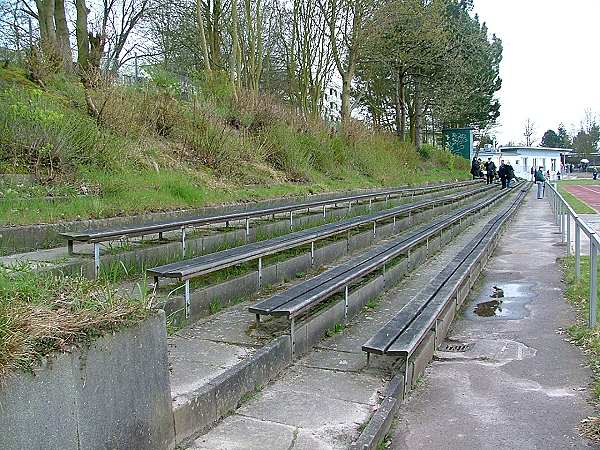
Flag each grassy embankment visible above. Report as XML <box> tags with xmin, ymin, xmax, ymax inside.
<box><xmin>0</xmin><ymin>65</ymin><xmax>468</xmax><ymax>225</ymax></box>
<box><xmin>563</xmin><ymin>256</ymin><xmax>600</xmax><ymax>440</ymax></box>
<box><xmin>0</xmin><ymin>63</ymin><xmax>470</xmax><ymax>377</ymax></box>
<box><xmin>557</xmin><ymin>180</ymin><xmax>598</xmax><ymax>214</ymax></box>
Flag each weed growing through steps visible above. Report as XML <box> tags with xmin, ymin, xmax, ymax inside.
<box><xmin>209</xmin><ymin>299</ymin><xmax>222</xmax><ymax>314</ymax></box>
<box><xmin>326</xmin><ymin>322</ymin><xmax>345</xmax><ymax>337</ymax></box>
<box><xmin>0</xmin><ymin>267</ymin><xmax>153</xmax><ymax>378</ymax></box>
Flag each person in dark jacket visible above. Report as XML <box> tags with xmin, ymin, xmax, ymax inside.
<box><xmin>530</xmin><ymin>166</ymin><xmax>535</xmax><ymax>181</ymax></box>
<box><xmin>535</xmin><ymin>166</ymin><xmax>545</xmax><ymax>199</ymax></box>
<box><xmin>471</xmin><ymin>157</ymin><xmax>480</xmax><ymax>180</ymax></box>
<box><xmin>485</xmin><ymin>158</ymin><xmax>496</xmax><ymax>185</ymax></box>
<box><xmin>505</xmin><ymin>162</ymin><xmax>515</xmax><ymax>187</ymax></box>
<box><xmin>498</xmin><ymin>160</ymin><xmax>507</xmax><ymax>189</ymax></box>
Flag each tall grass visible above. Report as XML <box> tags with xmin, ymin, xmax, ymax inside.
<box><xmin>0</xmin><ymin>268</ymin><xmax>152</xmax><ymax>377</ymax></box>
<box><xmin>0</xmin><ymin>65</ymin><xmax>469</xmax><ymax>225</ymax></box>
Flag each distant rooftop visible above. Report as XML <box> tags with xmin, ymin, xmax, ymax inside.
<box><xmin>499</xmin><ymin>146</ymin><xmax>573</xmax><ymax>153</ymax></box>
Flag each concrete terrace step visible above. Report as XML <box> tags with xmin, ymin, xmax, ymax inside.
<box><xmin>170</xmin><ymin>191</ymin><xmax>513</xmax><ymax>448</ymax></box>
<box><xmin>185</xmin><ymin>197</ymin><xmax>505</xmax><ymax>450</ymax></box>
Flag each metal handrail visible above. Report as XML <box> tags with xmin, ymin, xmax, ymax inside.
<box><xmin>545</xmin><ymin>181</ymin><xmax>598</xmax><ymax>327</ymax></box>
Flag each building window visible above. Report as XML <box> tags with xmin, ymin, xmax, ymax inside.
<box><xmin>551</xmin><ymin>159</ymin><xmax>556</xmax><ymax>171</ymax></box>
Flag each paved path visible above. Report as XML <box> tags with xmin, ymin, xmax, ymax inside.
<box><xmin>392</xmin><ymin>188</ymin><xmax>595</xmax><ymax>450</ymax></box>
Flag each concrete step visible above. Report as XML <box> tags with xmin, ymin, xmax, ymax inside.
<box><xmin>184</xmin><ymin>204</ymin><xmax>501</xmax><ymax>449</ymax></box>
<box><xmin>172</xmin><ymin>193</ymin><xmax>511</xmax><ymax>448</ymax></box>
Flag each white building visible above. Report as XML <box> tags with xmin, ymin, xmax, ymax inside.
<box><xmin>498</xmin><ymin>146</ymin><xmax>572</xmax><ymax>179</ymax></box>
<box><xmin>322</xmin><ymin>81</ymin><xmax>343</xmax><ymax>122</ymax></box>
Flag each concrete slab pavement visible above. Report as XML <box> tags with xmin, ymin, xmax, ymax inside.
<box><xmin>392</xmin><ymin>188</ymin><xmax>595</xmax><ymax>450</ymax></box>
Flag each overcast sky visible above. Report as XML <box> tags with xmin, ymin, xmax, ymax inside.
<box><xmin>473</xmin><ymin>0</ymin><xmax>600</xmax><ymax>146</ymax></box>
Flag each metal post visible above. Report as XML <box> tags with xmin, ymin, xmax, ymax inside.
<box><xmin>258</xmin><ymin>257</ymin><xmax>263</xmax><ymax>288</ymax></box>
<box><xmin>184</xmin><ymin>280</ymin><xmax>190</xmax><ymax>319</ymax></box>
<box><xmin>393</xmin><ymin>216</ymin><xmax>396</xmax><ymax>230</ymax></box>
<box><xmin>373</xmin><ymin>221</ymin><xmax>376</xmax><ymax>237</ymax></box>
<box><xmin>67</xmin><ymin>240</ymin><xmax>74</xmax><ymax>255</ymax></box>
<box><xmin>158</xmin><ymin>232</ymin><xmax>164</xmax><ymax>241</ymax></box>
<box><xmin>348</xmin><ymin>201</ymin><xmax>352</xmax><ymax>214</ymax></box>
<box><xmin>310</xmin><ymin>241</ymin><xmax>315</xmax><ymax>266</ymax></box>
<box><xmin>566</xmin><ymin>213</ymin><xmax>571</xmax><ymax>256</ymax></box>
<box><xmin>344</xmin><ymin>285</ymin><xmax>349</xmax><ymax>319</ymax></box>
<box><xmin>290</xmin><ymin>318</ymin><xmax>296</xmax><ymax>357</ymax></box>
<box><xmin>385</xmin><ymin>195</ymin><xmax>389</xmax><ymax>205</ymax></box>
<box><xmin>369</xmin><ymin>198</ymin><xmax>372</xmax><ymax>210</ymax></box>
<box><xmin>93</xmin><ymin>243</ymin><xmax>100</xmax><ymax>278</ymax></box>
<box><xmin>181</xmin><ymin>227</ymin><xmax>186</xmax><ymax>256</ymax></box>
<box><xmin>590</xmin><ymin>239</ymin><xmax>598</xmax><ymax>328</ymax></box>
<box><xmin>576</xmin><ymin>223</ymin><xmax>581</xmax><ymax>280</ymax></box>
<box><xmin>323</xmin><ymin>205</ymin><xmax>327</xmax><ymax>218</ymax></box>
<box><xmin>290</xmin><ymin>211</ymin><xmax>294</xmax><ymax>230</ymax></box>
<box><xmin>245</xmin><ymin>218</ymin><xmax>250</xmax><ymax>241</ymax></box>
<box><xmin>255</xmin><ymin>314</ymin><xmax>261</xmax><ymax>327</ymax></box>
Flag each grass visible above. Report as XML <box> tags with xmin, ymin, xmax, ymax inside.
<box><xmin>562</xmin><ymin>256</ymin><xmax>600</xmax><ymax>442</ymax></box>
<box><xmin>0</xmin><ymin>64</ymin><xmax>469</xmax><ymax>226</ymax></box>
<box><xmin>563</xmin><ymin>256</ymin><xmax>600</xmax><ymax>397</ymax></box>
<box><xmin>557</xmin><ymin>181</ymin><xmax>597</xmax><ymax>214</ymax></box>
<box><xmin>0</xmin><ymin>267</ymin><xmax>153</xmax><ymax>377</ymax></box>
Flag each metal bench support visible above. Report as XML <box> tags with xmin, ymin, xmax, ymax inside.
<box><xmin>184</xmin><ymin>280</ymin><xmax>190</xmax><ymax>318</ymax></box>
<box><xmin>245</xmin><ymin>218</ymin><xmax>250</xmax><ymax>241</ymax></box>
<box><xmin>181</xmin><ymin>227</ymin><xmax>186</xmax><ymax>256</ymax></box>
<box><xmin>310</xmin><ymin>241</ymin><xmax>315</xmax><ymax>266</ymax></box>
<box><xmin>93</xmin><ymin>243</ymin><xmax>100</xmax><ymax>278</ymax></box>
<box><xmin>258</xmin><ymin>257</ymin><xmax>263</xmax><ymax>288</ymax></box>
<box><xmin>67</xmin><ymin>240</ymin><xmax>74</xmax><ymax>255</ymax></box>
<box><xmin>289</xmin><ymin>211</ymin><xmax>294</xmax><ymax>230</ymax></box>
<box><xmin>344</xmin><ymin>285</ymin><xmax>349</xmax><ymax>320</ymax></box>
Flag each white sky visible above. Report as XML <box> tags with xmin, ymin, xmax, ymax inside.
<box><xmin>473</xmin><ymin>0</ymin><xmax>600</xmax><ymax>145</ymax></box>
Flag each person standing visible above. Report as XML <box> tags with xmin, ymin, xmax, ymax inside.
<box><xmin>485</xmin><ymin>158</ymin><xmax>496</xmax><ymax>185</ymax></box>
<box><xmin>506</xmin><ymin>162</ymin><xmax>515</xmax><ymax>187</ymax></box>
<box><xmin>530</xmin><ymin>166</ymin><xmax>535</xmax><ymax>181</ymax></box>
<box><xmin>471</xmin><ymin>157</ymin><xmax>480</xmax><ymax>180</ymax></box>
<box><xmin>535</xmin><ymin>166</ymin><xmax>546</xmax><ymax>199</ymax></box>
<box><xmin>498</xmin><ymin>160</ymin><xmax>507</xmax><ymax>189</ymax></box>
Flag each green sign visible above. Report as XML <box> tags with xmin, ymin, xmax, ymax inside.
<box><xmin>442</xmin><ymin>128</ymin><xmax>474</xmax><ymax>160</ymax></box>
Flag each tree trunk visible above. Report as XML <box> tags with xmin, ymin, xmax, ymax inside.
<box><xmin>196</xmin><ymin>0</ymin><xmax>212</xmax><ymax>74</ymax></box>
<box><xmin>414</xmin><ymin>78</ymin><xmax>422</xmax><ymax>149</ymax></box>
<box><xmin>53</xmin><ymin>0</ymin><xmax>71</xmax><ymax>71</ymax></box>
<box><xmin>341</xmin><ymin>74</ymin><xmax>351</xmax><ymax>124</ymax></box>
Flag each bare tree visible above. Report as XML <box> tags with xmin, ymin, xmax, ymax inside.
<box><xmin>524</xmin><ymin>118</ymin><xmax>536</xmax><ymax>147</ymax></box>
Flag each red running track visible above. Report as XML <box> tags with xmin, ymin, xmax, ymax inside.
<box><xmin>564</xmin><ymin>184</ymin><xmax>600</xmax><ymax>212</ymax></box>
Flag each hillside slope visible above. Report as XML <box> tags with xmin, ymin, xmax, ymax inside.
<box><xmin>0</xmin><ymin>66</ymin><xmax>468</xmax><ymax>225</ymax></box>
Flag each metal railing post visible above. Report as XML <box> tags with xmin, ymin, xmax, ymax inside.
<box><xmin>576</xmin><ymin>223</ymin><xmax>581</xmax><ymax>280</ymax></box>
<box><xmin>566</xmin><ymin>213</ymin><xmax>571</xmax><ymax>256</ymax></box>
<box><xmin>590</xmin><ymin>238</ymin><xmax>598</xmax><ymax>328</ymax></box>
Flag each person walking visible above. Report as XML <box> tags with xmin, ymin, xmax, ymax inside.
<box><xmin>471</xmin><ymin>157</ymin><xmax>480</xmax><ymax>180</ymax></box>
<box><xmin>535</xmin><ymin>166</ymin><xmax>546</xmax><ymax>199</ymax></box>
<box><xmin>498</xmin><ymin>160</ymin><xmax>507</xmax><ymax>189</ymax></box>
<box><xmin>530</xmin><ymin>166</ymin><xmax>535</xmax><ymax>181</ymax></box>
<box><xmin>485</xmin><ymin>158</ymin><xmax>496</xmax><ymax>185</ymax></box>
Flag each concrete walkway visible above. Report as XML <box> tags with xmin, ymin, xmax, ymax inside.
<box><xmin>392</xmin><ymin>188</ymin><xmax>595</xmax><ymax>449</ymax></box>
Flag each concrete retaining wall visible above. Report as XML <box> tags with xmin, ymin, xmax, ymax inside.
<box><xmin>0</xmin><ymin>311</ymin><xmax>175</xmax><ymax>450</ymax></box>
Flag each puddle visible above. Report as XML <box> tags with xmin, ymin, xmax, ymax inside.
<box><xmin>474</xmin><ymin>299</ymin><xmax>505</xmax><ymax>317</ymax></box>
<box><xmin>467</xmin><ymin>283</ymin><xmax>531</xmax><ymax>320</ymax></box>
